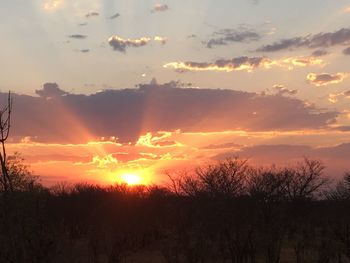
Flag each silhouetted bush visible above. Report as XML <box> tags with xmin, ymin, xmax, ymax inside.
<box><xmin>0</xmin><ymin>158</ymin><xmax>349</xmax><ymax>262</ymax></box>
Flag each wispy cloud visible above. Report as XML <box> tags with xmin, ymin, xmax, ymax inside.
<box><xmin>85</xmin><ymin>12</ymin><xmax>99</xmax><ymax>18</ymax></box>
<box><xmin>69</xmin><ymin>34</ymin><xmax>87</xmax><ymax>39</ymax></box>
<box><xmin>307</xmin><ymin>73</ymin><xmax>347</xmax><ymax>86</ymax></box>
<box><xmin>205</xmin><ymin>28</ymin><xmax>261</xmax><ymax>48</ymax></box>
<box><xmin>164</xmin><ymin>56</ymin><xmax>323</xmax><ymax>73</ymax></box>
<box><xmin>109</xmin><ymin>13</ymin><xmax>120</xmax><ymax>20</ymax></box>
<box><xmin>257</xmin><ymin>28</ymin><xmax>350</xmax><ymax>52</ymax></box>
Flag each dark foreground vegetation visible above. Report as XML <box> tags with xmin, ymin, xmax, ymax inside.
<box><xmin>1</xmin><ymin>157</ymin><xmax>350</xmax><ymax>263</ymax></box>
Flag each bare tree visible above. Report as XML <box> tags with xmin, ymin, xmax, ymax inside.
<box><xmin>284</xmin><ymin>158</ymin><xmax>328</xmax><ymax>201</ymax></box>
<box><xmin>196</xmin><ymin>158</ymin><xmax>249</xmax><ymax>198</ymax></box>
<box><xmin>0</xmin><ymin>92</ymin><xmax>13</xmax><ymax>192</ymax></box>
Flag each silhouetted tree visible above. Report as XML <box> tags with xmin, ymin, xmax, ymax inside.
<box><xmin>0</xmin><ymin>92</ymin><xmax>13</xmax><ymax>192</ymax></box>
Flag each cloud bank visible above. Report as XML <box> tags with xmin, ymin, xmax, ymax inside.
<box><xmin>4</xmin><ymin>81</ymin><xmax>338</xmax><ymax>144</ymax></box>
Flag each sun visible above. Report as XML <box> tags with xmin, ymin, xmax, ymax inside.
<box><xmin>121</xmin><ymin>173</ymin><xmax>142</xmax><ymax>186</ymax></box>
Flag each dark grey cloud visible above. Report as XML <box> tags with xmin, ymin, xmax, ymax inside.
<box><xmin>35</xmin><ymin>83</ymin><xmax>68</xmax><ymax>99</ymax></box>
<box><xmin>312</xmin><ymin>49</ymin><xmax>328</xmax><ymax>57</ymax></box>
<box><xmin>343</xmin><ymin>47</ymin><xmax>350</xmax><ymax>55</ymax></box>
<box><xmin>109</xmin><ymin>13</ymin><xmax>120</xmax><ymax>19</ymax></box>
<box><xmin>5</xmin><ymin>81</ymin><xmax>337</xmax><ymax>144</ymax></box>
<box><xmin>307</xmin><ymin>73</ymin><xmax>346</xmax><ymax>86</ymax></box>
<box><xmin>85</xmin><ymin>12</ymin><xmax>99</xmax><ymax>18</ymax></box>
<box><xmin>69</xmin><ymin>34</ymin><xmax>87</xmax><ymax>39</ymax></box>
<box><xmin>206</xmin><ymin>28</ymin><xmax>261</xmax><ymax>48</ymax></box>
<box><xmin>108</xmin><ymin>36</ymin><xmax>150</xmax><ymax>52</ymax></box>
<box><xmin>257</xmin><ymin>28</ymin><xmax>350</xmax><ymax>52</ymax></box>
<box><xmin>80</xmin><ymin>49</ymin><xmax>90</xmax><ymax>53</ymax></box>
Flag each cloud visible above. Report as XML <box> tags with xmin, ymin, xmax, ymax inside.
<box><xmin>69</xmin><ymin>34</ymin><xmax>87</xmax><ymax>39</ymax></box>
<box><xmin>154</xmin><ymin>36</ymin><xmax>167</xmax><ymax>45</ymax></box>
<box><xmin>343</xmin><ymin>47</ymin><xmax>350</xmax><ymax>55</ymax></box>
<box><xmin>151</xmin><ymin>4</ymin><xmax>169</xmax><ymax>13</ymax></box>
<box><xmin>328</xmin><ymin>90</ymin><xmax>350</xmax><ymax>103</ymax></box>
<box><xmin>164</xmin><ymin>56</ymin><xmax>323</xmax><ymax>73</ymax></box>
<box><xmin>205</xmin><ymin>28</ymin><xmax>261</xmax><ymax>48</ymax></box>
<box><xmin>312</xmin><ymin>50</ymin><xmax>328</xmax><ymax>57</ymax></box>
<box><xmin>5</xmin><ymin>81</ymin><xmax>337</xmax><ymax>144</ymax></box>
<box><xmin>109</xmin><ymin>13</ymin><xmax>120</xmax><ymax>19</ymax></box>
<box><xmin>80</xmin><ymin>49</ymin><xmax>90</xmax><ymax>53</ymax></box>
<box><xmin>85</xmin><ymin>12</ymin><xmax>99</xmax><ymax>18</ymax></box>
<box><xmin>307</xmin><ymin>73</ymin><xmax>347</xmax><ymax>86</ymax></box>
<box><xmin>136</xmin><ymin>131</ymin><xmax>181</xmax><ymax>148</ymax></box>
<box><xmin>257</xmin><ymin>28</ymin><xmax>350</xmax><ymax>52</ymax></box>
<box><xmin>43</xmin><ymin>0</ymin><xmax>63</xmax><ymax>11</ymax></box>
<box><xmin>108</xmin><ymin>36</ymin><xmax>151</xmax><ymax>52</ymax></box>
<box><xmin>273</xmin><ymin>85</ymin><xmax>298</xmax><ymax>96</ymax></box>
<box><xmin>35</xmin><ymin>83</ymin><xmax>68</xmax><ymax>99</ymax></box>
<box><xmin>201</xmin><ymin>142</ymin><xmax>242</xmax><ymax>150</ymax></box>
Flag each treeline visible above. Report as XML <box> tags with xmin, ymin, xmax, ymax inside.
<box><xmin>1</xmin><ymin>157</ymin><xmax>350</xmax><ymax>263</ymax></box>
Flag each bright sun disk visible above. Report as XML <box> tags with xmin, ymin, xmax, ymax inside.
<box><xmin>121</xmin><ymin>173</ymin><xmax>142</xmax><ymax>186</ymax></box>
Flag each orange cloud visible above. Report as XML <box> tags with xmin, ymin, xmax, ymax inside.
<box><xmin>136</xmin><ymin>131</ymin><xmax>183</xmax><ymax>148</ymax></box>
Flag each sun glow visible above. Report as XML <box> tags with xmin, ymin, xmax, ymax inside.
<box><xmin>121</xmin><ymin>173</ymin><xmax>142</xmax><ymax>186</ymax></box>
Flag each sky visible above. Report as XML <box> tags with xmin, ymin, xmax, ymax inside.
<box><xmin>1</xmin><ymin>0</ymin><xmax>350</xmax><ymax>186</ymax></box>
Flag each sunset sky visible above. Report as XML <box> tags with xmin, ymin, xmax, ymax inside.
<box><xmin>1</xmin><ymin>0</ymin><xmax>350</xmax><ymax>185</ymax></box>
